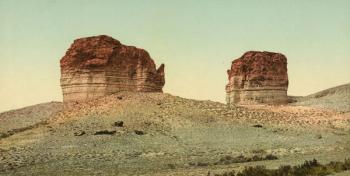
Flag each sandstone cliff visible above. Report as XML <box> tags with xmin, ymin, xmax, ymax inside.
<box><xmin>226</xmin><ymin>51</ymin><xmax>288</xmax><ymax>104</ymax></box>
<box><xmin>60</xmin><ymin>35</ymin><xmax>165</xmax><ymax>102</ymax></box>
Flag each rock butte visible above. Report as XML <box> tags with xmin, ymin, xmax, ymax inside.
<box><xmin>226</xmin><ymin>51</ymin><xmax>288</xmax><ymax>105</ymax></box>
<box><xmin>60</xmin><ymin>35</ymin><xmax>165</xmax><ymax>103</ymax></box>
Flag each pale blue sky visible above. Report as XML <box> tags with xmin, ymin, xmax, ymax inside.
<box><xmin>1</xmin><ymin>0</ymin><xmax>349</xmax><ymax>112</ymax></box>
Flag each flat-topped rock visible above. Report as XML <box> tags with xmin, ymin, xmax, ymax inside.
<box><xmin>226</xmin><ymin>51</ymin><xmax>288</xmax><ymax>104</ymax></box>
<box><xmin>60</xmin><ymin>35</ymin><xmax>165</xmax><ymax>103</ymax></box>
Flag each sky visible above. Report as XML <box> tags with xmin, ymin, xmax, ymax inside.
<box><xmin>0</xmin><ymin>0</ymin><xmax>349</xmax><ymax>112</ymax></box>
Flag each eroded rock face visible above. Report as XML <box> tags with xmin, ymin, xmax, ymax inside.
<box><xmin>226</xmin><ymin>51</ymin><xmax>288</xmax><ymax>104</ymax></box>
<box><xmin>60</xmin><ymin>35</ymin><xmax>165</xmax><ymax>102</ymax></box>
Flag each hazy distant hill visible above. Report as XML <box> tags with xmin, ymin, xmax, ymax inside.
<box><xmin>292</xmin><ymin>83</ymin><xmax>350</xmax><ymax>112</ymax></box>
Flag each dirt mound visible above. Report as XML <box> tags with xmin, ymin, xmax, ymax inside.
<box><xmin>292</xmin><ymin>83</ymin><xmax>350</xmax><ymax>112</ymax></box>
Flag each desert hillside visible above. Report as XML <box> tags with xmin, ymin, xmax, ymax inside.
<box><xmin>0</xmin><ymin>102</ymin><xmax>63</xmax><ymax>138</ymax></box>
<box><xmin>292</xmin><ymin>83</ymin><xmax>350</xmax><ymax>112</ymax></box>
<box><xmin>0</xmin><ymin>92</ymin><xmax>349</xmax><ymax>175</ymax></box>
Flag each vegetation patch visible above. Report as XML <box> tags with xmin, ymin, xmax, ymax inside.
<box><xmin>188</xmin><ymin>154</ymin><xmax>278</xmax><ymax>167</ymax></box>
<box><xmin>213</xmin><ymin>158</ymin><xmax>350</xmax><ymax>176</ymax></box>
<box><xmin>214</xmin><ymin>154</ymin><xmax>278</xmax><ymax>165</ymax></box>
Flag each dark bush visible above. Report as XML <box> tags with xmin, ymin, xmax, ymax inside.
<box><xmin>265</xmin><ymin>154</ymin><xmax>278</xmax><ymax>160</ymax></box>
<box><xmin>167</xmin><ymin>163</ymin><xmax>176</xmax><ymax>169</ymax></box>
<box><xmin>252</xmin><ymin>124</ymin><xmax>263</xmax><ymax>128</ymax></box>
<box><xmin>212</xmin><ymin>158</ymin><xmax>350</xmax><ymax>176</ymax></box>
<box><xmin>237</xmin><ymin>166</ymin><xmax>271</xmax><ymax>176</ymax></box>
<box><xmin>94</xmin><ymin>130</ymin><xmax>116</xmax><ymax>135</ymax></box>
<box><xmin>114</xmin><ymin>121</ymin><xmax>124</xmax><ymax>127</ymax></box>
<box><xmin>215</xmin><ymin>154</ymin><xmax>278</xmax><ymax>166</ymax></box>
<box><xmin>214</xmin><ymin>170</ymin><xmax>235</xmax><ymax>176</ymax></box>
<box><xmin>134</xmin><ymin>130</ymin><xmax>145</xmax><ymax>135</ymax></box>
<box><xmin>343</xmin><ymin>158</ymin><xmax>350</xmax><ymax>169</ymax></box>
<box><xmin>196</xmin><ymin>162</ymin><xmax>210</xmax><ymax>167</ymax></box>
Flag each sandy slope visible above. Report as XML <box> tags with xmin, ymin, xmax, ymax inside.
<box><xmin>0</xmin><ymin>92</ymin><xmax>349</xmax><ymax>175</ymax></box>
<box><xmin>0</xmin><ymin>102</ymin><xmax>63</xmax><ymax>137</ymax></box>
<box><xmin>291</xmin><ymin>83</ymin><xmax>350</xmax><ymax>112</ymax></box>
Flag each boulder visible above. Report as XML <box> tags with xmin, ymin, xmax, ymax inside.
<box><xmin>226</xmin><ymin>51</ymin><xmax>288</xmax><ymax>104</ymax></box>
<box><xmin>60</xmin><ymin>35</ymin><xmax>165</xmax><ymax>103</ymax></box>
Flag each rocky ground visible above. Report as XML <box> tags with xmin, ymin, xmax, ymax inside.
<box><xmin>0</xmin><ymin>92</ymin><xmax>349</xmax><ymax>175</ymax></box>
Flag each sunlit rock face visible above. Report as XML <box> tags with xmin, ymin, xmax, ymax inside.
<box><xmin>226</xmin><ymin>51</ymin><xmax>288</xmax><ymax>105</ymax></box>
<box><xmin>60</xmin><ymin>35</ymin><xmax>165</xmax><ymax>103</ymax></box>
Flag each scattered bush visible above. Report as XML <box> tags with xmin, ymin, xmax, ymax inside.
<box><xmin>265</xmin><ymin>154</ymin><xmax>278</xmax><ymax>160</ymax></box>
<box><xmin>134</xmin><ymin>130</ymin><xmax>145</xmax><ymax>135</ymax></box>
<box><xmin>214</xmin><ymin>154</ymin><xmax>278</xmax><ymax>165</ymax></box>
<box><xmin>188</xmin><ymin>161</ymin><xmax>210</xmax><ymax>167</ymax></box>
<box><xmin>74</xmin><ymin>130</ymin><xmax>86</xmax><ymax>136</ymax></box>
<box><xmin>0</xmin><ymin>132</ymin><xmax>9</xmax><ymax>139</ymax></box>
<box><xmin>343</xmin><ymin>158</ymin><xmax>350</xmax><ymax>170</ymax></box>
<box><xmin>211</xmin><ymin>158</ymin><xmax>350</xmax><ymax>176</ymax></box>
<box><xmin>114</xmin><ymin>121</ymin><xmax>124</xmax><ymax>127</ymax></box>
<box><xmin>197</xmin><ymin>162</ymin><xmax>210</xmax><ymax>167</ymax></box>
<box><xmin>252</xmin><ymin>124</ymin><xmax>263</xmax><ymax>128</ymax></box>
<box><xmin>94</xmin><ymin>130</ymin><xmax>116</xmax><ymax>135</ymax></box>
<box><xmin>237</xmin><ymin>166</ymin><xmax>271</xmax><ymax>176</ymax></box>
<box><xmin>167</xmin><ymin>163</ymin><xmax>176</xmax><ymax>169</ymax></box>
<box><xmin>214</xmin><ymin>170</ymin><xmax>235</xmax><ymax>176</ymax></box>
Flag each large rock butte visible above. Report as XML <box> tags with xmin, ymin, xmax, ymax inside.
<box><xmin>226</xmin><ymin>51</ymin><xmax>288</xmax><ymax>104</ymax></box>
<box><xmin>60</xmin><ymin>35</ymin><xmax>165</xmax><ymax>103</ymax></box>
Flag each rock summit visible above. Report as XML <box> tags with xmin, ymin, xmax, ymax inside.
<box><xmin>226</xmin><ymin>51</ymin><xmax>288</xmax><ymax>104</ymax></box>
<box><xmin>60</xmin><ymin>35</ymin><xmax>165</xmax><ymax>102</ymax></box>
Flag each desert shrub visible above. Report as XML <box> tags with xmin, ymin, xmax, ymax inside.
<box><xmin>237</xmin><ymin>166</ymin><xmax>271</xmax><ymax>176</ymax></box>
<box><xmin>196</xmin><ymin>162</ymin><xmax>210</xmax><ymax>167</ymax></box>
<box><xmin>252</xmin><ymin>149</ymin><xmax>265</xmax><ymax>153</ymax></box>
<box><xmin>189</xmin><ymin>161</ymin><xmax>210</xmax><ymax>167</ymax></box>
<box><xmin>252</xmin><ymin>124</ymin><xmax>263</xmax><ymax>128</ymax></box>
<box><xmin>327</xmin><ymin>161</ymin><xmax>344</xmax><ymax>172</ymax></box>
<box><xmin>0</xmin><ymin>132</ymin><xmax>9</xmax><ymax>139</ymax></box>
<box><xmin>265</xmin><ymin>154</ymin><xmax>278</xmax><ymax>160</ymax></box>
<box><xmin>251</xmin><ymin>155</ymin><xmax>262</xmax><ymax>161</ymax></box>
<box><xmin>215</xmin><ymin>154</ymin><xmax>278</xmax><ymax>166</ymax></box>
<box><xmin>212</xmin><ymin>158</ymin><xmax>350</xmax><ymax>176</ymax></box>
<box><xmin>167</xmin><ymin>163</ymin><xmax>176</xmax><ymax>169</ymax></box>
<box><xmin>275</xmin><ymin>165</ymin><xmax>292</xmax><ymax>176</ymax></box>
<box><xmin>343</xmin><ymin>158</ymin><xmax>350</xmax><ymax>169</ymax></box>
<box><xmin>214</xmin><ymin>170</ymin><xmax>235</xmax><ymax>176</ymax></box>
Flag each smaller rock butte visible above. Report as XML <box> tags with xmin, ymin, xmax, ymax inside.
<box><xmin>226</xmin><ymin>51</ymin><xmax>289</xmax><ymax>105</ymax></box>
<box><xmin>60</xmin><ymin>35</ymin><xmax>165</xmax><ymax>103</ymax></box>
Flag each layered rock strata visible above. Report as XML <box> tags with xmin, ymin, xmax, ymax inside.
<box><xmin>226</xmin><ymin>51</ymin><xmax>288</xmax><ymax>104</ymax></box>
<box><xmin>60</xmin><ymin>35</ymin><xmax>165</xmax><ymax>103</ymax></box>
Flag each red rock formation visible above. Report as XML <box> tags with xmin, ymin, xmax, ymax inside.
<box><xmin>60</xmin><ymin>35</ymin><xmax>165</xmax><ymax>102</ymax></box>
<box><xmin>226</xmin><ymin>51</ymin><xmax>288</xmax><ymax>104</ymax></box>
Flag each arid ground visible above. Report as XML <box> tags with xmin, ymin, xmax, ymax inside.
<box><xmin>1</xmin><ymin>85</ymin><xmax>350</xmax><ymax>175</ymax></box>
